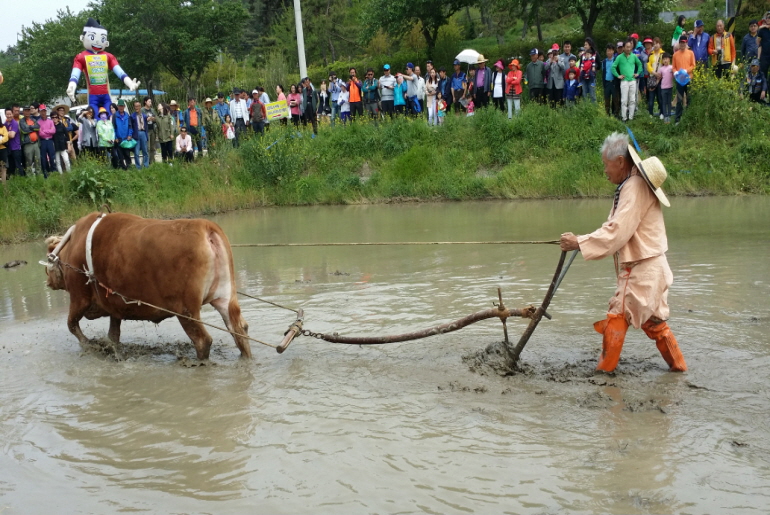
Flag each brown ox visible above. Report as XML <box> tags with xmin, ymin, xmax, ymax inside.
<box><xmin>45</xmin><ymin>212</ymin><xmax>251</xmax><ymax>359</ymax></box>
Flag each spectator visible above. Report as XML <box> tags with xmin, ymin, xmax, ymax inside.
<box><xmin>612</xmin><ymin>39</ymin><xmax>644</xmax><ymax>121</ymax></box>
<box><xmin>393</xmin><ymin>74</ymin><xmax>408</xmax><ymax>116</ymax></box>
<box><xmin>337</xmin><ymin>84</ymin><xmax>351</xmax><ymax>123</ymax></box>
<box><xmin>51</xmin><ymin>111</ymin><xmax>71</xmax><ymax>173</ymax></box>
<box><xmin>741</xmin><ymin>20</ymin><xmax>759</xmax><ymax>63</ymax></box>
<box><xmin>3</xmin><ymin>108</ymin><xmax>22</xmax><ymax>177</ymax></box>
<box><xmin>638</xmin><ymin>37</ymin><xmax>653</xmax><ymax>103</ymax></box>
<box><xmin>403</xmin><ymin>63</ymin><xmax>419</xmax><ymax>115</ymax></box>
<box><xmin>240</xmin><ymin>88</ymin><xmax>252</xmax><ymax>110</ymax></box>
<box><xmin>276</xmin><ymin>85</ymin><xmax>289</xmax><ymax>126</ymax></box>
<box><xmin>647</xmin><ymin>38</ymin><xmax>665</xmax><ymax>117</ymax></box>
<box><xmin>112</xmin><ymin>99</ymin><xmax>132</xmax><ymax>170</ymax></box>
<box><xmin>300</xmin><ymin>77</ymin><xmax>319</xmax><ymax>135</ymax></box>
<box><xmin>96</xmin><ymin>107</ymin><xmax>114</xmax><ymax>160</ymax></box>
<box><xmin>38</xmin><ymin>105</ymin><xmax>56</xmax><ymax>176</ymax></box>
<box><xmin>317</xmin><ymin>81</ymin><xmax>331</xmax><ymax>121</ymax></box>
<box><xmin>131</xmin><ymin>100</ymin><xmax>150</xmax><ymax>169</ymax></box>
<box><xmin>221</xmin><ymin>114</ymin><xmax>236</xmax><ymax>145</ymax></box>
<box><xmin>0</xmin><ymin>121</ymin><xmax>8</xmax><ymax>184</ymax></box>
<box><xmin>688</xmin><ymin>20</ymin><xmax>710</xmax><ymax>66</ymax></box>
<box><xmin>19</xmin><ymin>106</ymin><xmax>41</xmax><ymax>176</ymax></box>
<box><xmin>155</xmin><ymin>103</ymin><xmax>176</xmax><ymax>163</ymax></box>
<box><xmin>743</xmin><ymin>59</ymin><xmax>767</xmax><ymax>103</ymax></box>
<box><xmin>559</xmin><ymin>40</ymin><xmax>577</xmax><ymax>71</ymax></box>
<box><xmin>414</xmin><ymin>65</ymin><xmax>427</xmax><ymax>115</ymax></box>
<box><xmin>79</xmin><ymin>106</ymin><xmax>99</xmax><ymax>157</ymax></box>
<box><xmin>600</xmin><ymin>43</ymin><xmax>620</xmax><ymax>117</ymax></box>
<box><xmin>505</xmin><ymin>59</ymin><xmax>523</xmax><ymax>117</ymax></box>
<box><xmin>564</xmin><ymin>55</ymin><xmax>579</xmax><ymax>82</ymax></box>
<box><xmin>472</xmin><ymin>55</ymin><xmax>492</xmax><ymax>108</ymax></box>
<box><xmin>658</xmin><ymin>53</ymin><xmax>674</xmax><ymax>124</ymax></box>
<box><xmin>249</xmin><ymin>90</ymin><xmax>267</xmax><ymax>135</ymax></box>
<box><xmin>182</xmin><ymin>98</ymin><xmax>203</xmax><ymax>157</ymax></box>
<box><xmin>673</xmin><ymin>35</ymin><xmax>696</xmax><ymax>124</ymax></box>
<box><xmin>175</xmin><ymin>126</ymin><xmax>193</xmax><ymax>162</ymax></box>
<box><xmin>525</xmin><ymin>49</ymin><xmax>546</xmax><ymax>104</ymax></box>
<box><xmin>214</xmin><ymin>92</ymin><xmax>230</xmax><ymax>124</ymax></box>
<box><xmin>362</xmin><ymin>68</ymin><xmax>379</xmax><ymax>122</ymax></box>
<box><xmin>546</xmin><ymin>47</ymin><xmax>566</xmax><ymax>107</ymax></box>
<box><xmin>379</xmin><ymin>64</ymin><xmax>396</xmax><ymax>118</ymax></box>
<box><xmin>437</xmin><ymin>67</ymin><xmax>452</xmax><ymax>114</ymax></box>
<box><xmin>709</xmin><ymin>20</ymin><xmax>736</xmax><ymax>78</ymax></box>
<box><xmin>491</xmin><ymin>60</ymin><xmax>506</xmax><ymax>112</ymax></box>
<box><xmin>328</xmin><ymin>71</ymin><xmax>344</xmax><ymax>126</ymax></box>
<box><xmin>168</xmin><ymin>100</ymin><xmax>182</xmax><ymax>135</ymax></box>
<box><xmin>435</xmin><ymin>91</ymin><xmax>447</xmax><ymax>125</ymax></box>
<box><xmin>202</xmin><ymin>98</ymin><xmax>220</xmax><ymax>148</ymax></box>
<box><xmin>141</xmin><ymin>97</ymin><xmax>157</xmax><ymax>160</ymax></box>
<box><xmin>348</xmin><ymin>67</ymin><xmax>363</xmax><ymax>119</ymax></box>
<box><xmin>425</xmin><ymin>67</ymin><xmax>439</xmax><ymax>125</ymax></box>
<box><xmin>671</xmin><ymin>15</ymin><xmax>687</xmax><ymax>51</ymax></box>
<box><xmin>258</xmin><ymin>87</ymin><xmax>271</xmax><ymax>131</ymax></box>
<box><xmin>228</xmin><ymin>89</ymin><xmax>249</xmax><ymax>145</ymax></box>
<box><xmin>755</xmin><ymin>11</ymin><xmax>770</xmax><ymax>77</ymax></box>
<box><xmin>564</xmin><ymin>69</ymin><xmax>580</xmax><ymax>105</ymax></box>
<box><xmin>450</xmin><ymin>59</ymin><xmax>467</xmax><ymax>113</ymax></box>
<box><xmin>287</xmin><ymin>84</ymin><xmax>302</xmax><ymax>127</ymax></box>
<box><xmin>579</xmin><ymin>40</ymin><xmax>597</xmax><ymax>102</ymax></box>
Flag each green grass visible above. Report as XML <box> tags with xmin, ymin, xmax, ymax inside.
<box><xmin>1</xmin><ymin>75</ymin><xmax>768</xmax><ymax>244</ymax></box>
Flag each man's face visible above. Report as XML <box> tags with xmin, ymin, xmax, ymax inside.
<box><xmin>4</xmin><ymin>110</ymin><xmax>12</xmax><ymax>122</ymax></box>
<box><xmin>384</xmin><ymin>68</ymin><xmax>391</xmax><ymax>76</ymax></box>
<box><xmin>439</xmin><ymin>70</ymin><xmax>446</xmax><ymax>78</ymax></box>
<box><xmin>530</xmin><ymin>53</ymin><xmax>538</xmax><ymax>62</ymax></box>
<box><xmin>205</xmin><ymin>102</ymin><xmax>212</xmax><ymax>109</ymax></box>
<box><xmin>349</xmin><ymin>69</ymin><xmax>356</xmax><ymax>78</ymax></box>
<box><xmin>217</xmin><ymin>96</ymin><xmax>224</xmax><ymax>104</ymax></box>
<box><xmin>602</xmin><ymin>152</ymin><xmax>628</xmax><ymax>185</ymax></box>
<box><xmin>606</xmin><ymin>48</ymin><xmax>614</xmax><ymax>58</ymax></box>
<box><xmin>624</xmin><ymin>42</ymin><xmax>633</xmax><ymax>55</ymax></box>
<box><xmin>145</xmin><ymin>99</ymin><xmax>152</xmax><ymax>108</ymax></box>
<box><xmin>426</xmin><ymin>63</ymin><xmax>433</xmax><ymax>72</ymax></box>
<box><xmin>716</xmin><ymin>21</ymin><xmax>724</xmax><ymax>34</ymax></box>
<box><xmin>679</xmin><ymin>41</ymin><xmax>687</xmax><ymax>51</ymax></box>
<box><xmin>415</xmin><ymin>66</ymin><xmax>421</xmax><ymax>76</ymax></box>
<box><xmin>118</xmin><ymin>105</ymin><xmax>125</xmax><ymax>114</ymax></box>
<box><xmin>478</xmin><ymin>62</ymin><xmax>485</xmax><ymax>69</ymax></box>
<box><xmin>134</xmin><ymin>102</ymin><xmax>141</xmax><ymax>112</ymax></box>
<box><xmin>12</xmin><ymin>106</ymin><xmax>19</xmax><ymax>119</ymax></box>
<box><xmin>366</xmin><ymin>70</ymin><xmax>374</xmax><ymax>81</ymax></box>
<box><xmin>695</xmin><ymin>25</ymin><xmax>702</xmax><ymax>34</ymax></box>
<box><xmin>57</xmin><ymin>108</ymin><xmax>66</xmax><ymax>118</ymax></box>
<box><xmin>750</xmin><ymin>23</ymin><xmax>758</xmax><ymax>35</ymax></box>
<box><xmin>189</xmin><ymin>100</ymin><xmax>196</xmax><ymax>108</ymax></box>
<box><xmin>40</xmin><ymin>109</ymin><xmax>47</xmax><ymax>119</ymax></box>
<box><xmin>564</xmin><ymin>43</ymin><xmax>571</xmax><ymax>54</ymax></box>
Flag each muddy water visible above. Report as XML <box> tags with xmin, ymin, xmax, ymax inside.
<box><xmin>1</xmin><ymin>197</ymin><xmax>768</xmax><ymax>514</ymax></box>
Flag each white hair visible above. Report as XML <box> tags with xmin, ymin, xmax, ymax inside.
<box><xmin>600</xmin><ymin>132</ymin><xmax>630</xmax><ymax>160</ymax></box>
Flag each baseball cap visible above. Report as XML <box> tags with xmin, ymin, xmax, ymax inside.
<box><xmin>751</xmin><ymin>58</ymin><xmax>760</xmax><ymax>66</ymax></box>
<box><xmin>406</xmin><ymin>62</ymin><xmax>414</xmax><ymax>69</ymax></box>
<box><xmin>630</xmin><ymin>33</ymin><xmax>639</xmax><ymax>39</ymax></box>
<box><xmin>383</xmin><ymin>64</ymin><xmax>390</xmax><ymax>70</ymax></box>
<box><xmin>453</xmin><ymin>59</ymin><xmax>460</xmax><ymax>65</ymax></box>
<box><xmin>679</xmin><ymin>35</ymin><xmax>688</xmax><ymax>42</ymax></box>
<box><xmin>117</xmin><ymin>99</ymin><xmax>126</xmax><ymax>107</ymax></box>
<box><xmin>617</xmin><ymin>41</ymin><xmax>624</xmax><ymax>47</ymax></box>
<box><xmin>204</xmin><ymin>97</ymin><xmax>212</xmax><ymax>103</ymax></box>
<box><xmin>426</xmin><ymin>60</ymin><xmax>432</xmax><ymax>64</ymax></box>
<box><xmin>39</xmin><ymin>104</ymin><xmax>48</xmax><ymax>111</ymax></box>
<box><xmin>22</xmin><ymin>105</ymin><xmax>31</xmax><ymax>110</ymax></box>
<box><xmin>529</xmin><ymin>48</ymin><xmax>539</xmax><ymax>55</ymax></box>
<box><xmin>551</xmin><ymin>43</ymin><xmax>559</xmax><ymax>51</ymax></box>
<box><xmin>252</xmin><ymin>89</ymin><xmax>259</xmax><ymax>95</ymax></box>
<box><xmin>694</xmin><ymin>19</ymin><xmax>704</xmax><ymax>27</ymax></box>
<box><xmin>169</xmin><ymin>100</ymin><xmax>178</xmax><ymax>106</ymax></box>
<box><xmin>217</xmin><ymin>92</ymin><xmax>224</xmax><ymax>98</ymax></box>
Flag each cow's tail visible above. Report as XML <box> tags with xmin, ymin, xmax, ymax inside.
<box><xmin>212</xmin><ymin>225</ymin><xmax>252</xmax><ymax>359</ymax></box>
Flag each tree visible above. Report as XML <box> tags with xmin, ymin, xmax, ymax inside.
<box><xmin>360</xmin><ymin>0</ymin><xmax>473</xmax><ymax>58</ymax></box>
<box><xmin>96</xmin><ymin>0</ymin><xmax>248</xmax><ymax>98</ymax></box>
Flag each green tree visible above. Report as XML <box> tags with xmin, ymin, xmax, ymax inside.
<box><xmin>361</xmin><ymin>0</ymin><xmax>473</xmax><ymax>58</ymax></box>
<box><xmin>95</xmin><ymin>0</ymin><xmax>248</xmax><ymax>98</ymax></box>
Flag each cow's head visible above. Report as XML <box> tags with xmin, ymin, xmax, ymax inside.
<box><xmin>43</xmin><ymin>236</ymin><xmax>66</xmax><ymax>290</ymax></box>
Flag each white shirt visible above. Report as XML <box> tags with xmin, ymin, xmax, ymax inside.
<box><xmin>493</xmin><ymin>73</ymin><xmax>504</xmax><ymax>97</ymax></box>
<box><xmin>229</xmin><ymin>98</ymin><xmax>248</xmax><ymax>122</ymax></box>
<box><xmin>176</xmin><ymin>134</ymin><xmax>192</xmax><ymax>153</ymax></box>
<box><xmin>337</xmin><ymin>91</ymin><xmax>350</xmax><ymax>113</ymax></box>
<box><xmin>415</xmin><ymin>76</ymin><xmax>426</xmax><ymax>100</ymax></box>
<box><xmin>379</xmin><ymin>74</ymin><xmax>396</xmax><ymax>100</ymax></box>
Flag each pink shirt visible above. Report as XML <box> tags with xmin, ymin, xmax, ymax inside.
<box><xmin>287</xmin><ymin>93</ymin><xmax>302</xmax><ymax>115</ymax></box>
<box><xmin>659</xmin><ymin>64</ymin><xmax>674</xmax><ymax>89</ymax></box>
<box><xmin>38</xmin><ymin>118</ymin><xmax>56</xmax><ymax>139</ymax></box>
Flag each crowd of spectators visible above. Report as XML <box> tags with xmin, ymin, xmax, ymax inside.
<box><xmin>1</xmin><ymin>12</ymin><xmax>768</xmax><ymax>183</ymax></box>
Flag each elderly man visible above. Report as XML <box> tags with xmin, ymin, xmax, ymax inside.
<box><xmin>688</xmin><ymin>20</ymin><xmax>710</xmax><ymax>66</ymax></box>
<box><xmin>560</xmin><ymin>133</ymin><xmax>686</xmax><ymax>373</ymax></box>
<box><xmin>708</xmin><ymin>20</ymin><xmax>735</xmax><ymax>78</ymax></box>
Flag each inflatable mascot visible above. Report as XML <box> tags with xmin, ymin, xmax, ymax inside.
<box><xmin>66</xmin><ymin>18</ymin><xmax>139</xmax><ymax>114</ymax></box>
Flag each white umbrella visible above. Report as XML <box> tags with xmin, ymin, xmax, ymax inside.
<box><xmin>455</xmin><ymin>49</ymin><xmax>480</xmax><ymax>64</ymax></box>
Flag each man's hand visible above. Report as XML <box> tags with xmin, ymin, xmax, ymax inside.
<box><xmin>618</xmin><ymin>75</ymin><xmax>625</xmax><ymax>80</ymax></box>
<box><xmin>560</xmin><ymin>232</ymin><xmax>580</xmax><ymax>251</ymax></box>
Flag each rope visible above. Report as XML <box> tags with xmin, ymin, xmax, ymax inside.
<box><xmin>56</xmin><ymin>260</ymin><xmax>277</xmax><ymax>349</ymax></box>
<box><xmin>232</xmin><ymin>240</ymin><xmax>559</xmax><ymax>248</ymax></box>
<box><xmin>237</xmin><ymin>291</ymin><xmax>300</xmax><ymax>314</ymax></box>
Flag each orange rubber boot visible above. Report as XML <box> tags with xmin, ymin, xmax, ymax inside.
<box><xmin>641</xmin><ymin>320</ymin><xmax>687</xmax><ymax>372</ymax></box>
<box><xmin>593</xmin><ymin>314</ymin><xmax>629</xmax><ymax>372</ymax></box>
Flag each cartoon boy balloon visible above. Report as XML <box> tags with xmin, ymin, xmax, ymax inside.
<box><xmin>66</xmin><ymin>18</ymin><xmax>140</xmax><ymax>114</ymax></box>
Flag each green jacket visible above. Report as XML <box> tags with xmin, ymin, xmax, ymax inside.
<box><xmin>612</xmin><ymin>53</ymin><xmax>644</xmax><ymax>81</ymax></box>
<box><xmin>202</xmin><ymin>107</ymin><xmax>220</xmax><ymax>130</ymax></box>
<box><xmin>96</xmin><ymin>120</ymin><xmax>115</xmax><ymax>147</ymax></box>
<box><xmin>156</xmin><ymin>114</ymin><xmax>177</xmax><ymax>143</ymax></box>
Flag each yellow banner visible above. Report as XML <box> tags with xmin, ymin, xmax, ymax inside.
<box><xmin>265</xmin><ymin>100</ymin><xmax>290</xmax><ymax>120</ymax></box>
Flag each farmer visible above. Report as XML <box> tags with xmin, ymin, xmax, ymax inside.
<box><xmin>559</xmin><ymin>132</ymin><xmax>687</xmax><ymax>373</ymax></box>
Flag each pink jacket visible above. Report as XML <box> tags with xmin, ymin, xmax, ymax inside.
<box><xmin>38</xmin><ymin>118</ymin><xmax>56</xmax><ymax>140</ymax></box>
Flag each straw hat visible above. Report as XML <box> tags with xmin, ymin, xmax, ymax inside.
<box><xmin>169</xmin><ymin>100</ymin><xmax>178</xmax><ymax>106</ymax></box>
<box><xmin>476</xmin><ymin>54</ymin><xmax>488</xmax><ymax>64</ymax></box>
<box><xmin>53</xmin><ymin>104</ymin><xmax>70</xmax><ymax>115</ymax></box>
<box><xmin>628</xmin><ymin>145</ymin><xmax>670</xmax><ymax>207</ymax></box>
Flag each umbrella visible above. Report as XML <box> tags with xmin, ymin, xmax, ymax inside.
<box><xmin>455</xmin><ymin>49</ymin><xmax>480</xmax><ymax>64</ymax></box>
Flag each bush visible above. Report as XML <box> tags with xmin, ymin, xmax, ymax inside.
<box><xmin>69</xmin><ymin>164</ymin><xmax>115</xmax><ymax>206</ymax></box>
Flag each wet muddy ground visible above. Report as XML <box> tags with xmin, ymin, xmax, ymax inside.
<box><xmin>1</xmin><ymin>198</ymin><xmax>768</xmax><ymax>514</ymax></box>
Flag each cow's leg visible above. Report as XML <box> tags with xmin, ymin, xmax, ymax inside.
<box><xmin>177</xmin><ymin>312</ymin><xmax>213</xmax><ymax>360</ymax></box>
<box><xmin>67</xmin><ymin>295</ymin><xmax>92</xmax><ymax>347</ymax></box>
<box><xmin>211</xmin><ymin>298</ymin><xmax>252</xmax><ymax>359</ymax></box>
<box><xmin>108</xmin><ymin>316</ymin><xmax>121</xmax><ymax>345</ymax></box>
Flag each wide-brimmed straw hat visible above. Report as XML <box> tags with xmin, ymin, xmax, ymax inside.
<box><xmin>476</xmin><ymin>54</ymin><xmax>488</xmax><ymax>64</ymax></box>
<box><xmin>54</xmin><ymin>104</ymin><xmax>70</xmax><ymax>114</ymax></box>
<box><xmin>628</xmin><ymin>145</ymin><xmax>670</xmax><ymax>207</ymax></box>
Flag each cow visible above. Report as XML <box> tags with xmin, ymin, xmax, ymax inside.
<box><xmin>44</xmin><ymin>212</ymin><xmax>251</xmax><ymax>360</ymax></box>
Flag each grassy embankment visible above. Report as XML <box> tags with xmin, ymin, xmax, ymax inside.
<box><xmin>1</xmin><ymin>73</ymin><xmax>768</xmax><ymax>244</ymax></box>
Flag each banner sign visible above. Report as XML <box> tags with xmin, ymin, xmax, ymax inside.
<box><xmin>265</xmin><ymin>100</ymin><xmax>289</xmax><ymax>120</ymax></box>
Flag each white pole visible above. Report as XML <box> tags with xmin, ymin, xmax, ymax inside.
<box><xmin>293</xmin><ymin>0</ymin><xmax>308</xmax><ymax>79</ymax></box>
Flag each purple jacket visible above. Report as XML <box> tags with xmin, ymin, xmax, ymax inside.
<box><xmin>4</xmin><ymin>119</ymin><xmax>21</xmax><ymax>151</ymax></box>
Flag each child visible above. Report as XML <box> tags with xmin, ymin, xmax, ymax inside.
<box><xmin>465</xmin><ymin>93</ymin><xmax>475</xmax><ymax>116</ymax></box>
<box><xmin>436</xmin><ymin>91</ymin><xmax>447</xmax><ymax>125</ymax></box>
<box><xmin>222</xmin><ymin>114</ymin><xmax>236</xmax><ymax>145</ymax></box>
<box><xmin>337</xmin><ymin>84</ymin><xmax>351</xmax><ymax>124</ymax></box>
<box><xmin>563</xmin><ymin>69</ymin><xmax>580</xmax><ymax>105</ymax></box>
<box><xmin>580</xmin><ymin>48</ymin><xmax>596</xmax><ymax>102</ymax></box>
<box><xmin>658</xmin><ymin>53</ymin><xmax>674</xmax><ymax>123</ymax></box>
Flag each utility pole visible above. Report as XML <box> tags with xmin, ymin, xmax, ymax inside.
<box><xmin>294</xmin><ymin>0</ymin><xmax>308</xmax><ymax>79</ymax></box>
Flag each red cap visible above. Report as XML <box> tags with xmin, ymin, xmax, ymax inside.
<box><xmin>630</xmin><ymin>33</ymin><xmax>639</xmax><ymax>39</ymax></box>
<box><xmin>551</xmin><ymin>43</ymin><xmax>560</xmax><ymax>51</ymax></box>
<box><xmin>38</xmin><ymin>104</ymin><xmax>48</xmax><ymax>111</ymax></box>
<box><xmin>643</xmin><ymin>37</ymin><xmax>653</xmax><ymax>44</ymax></box>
